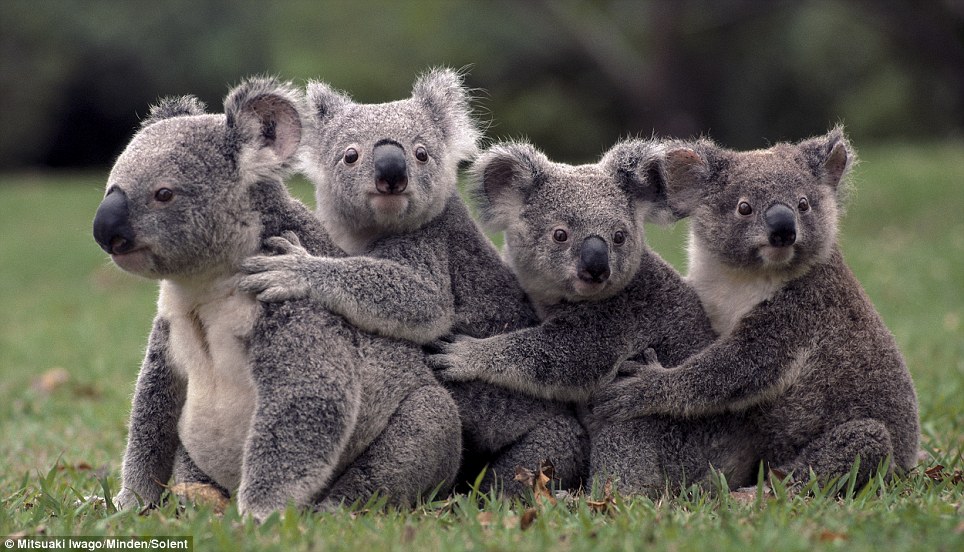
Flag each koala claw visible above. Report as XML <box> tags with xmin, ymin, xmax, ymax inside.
<box><xmin>239</xmin><ymin>271</ymin><xmax>311</xmax><ymax>303</ymax></box>
<box><xmin>112</xmin><ymin>488</ymin><xmax>143</xmax><ymax>511</ymax></box>
<box><xmin>263</xmin><ymin>231</ymin><xmax>307</xmax><ymax>256</ymax></box>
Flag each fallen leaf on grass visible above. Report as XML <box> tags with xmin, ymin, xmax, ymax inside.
<box><xmin>817</xmin><ymin>530</ymin><xmax>848</xmax><ymax>543</ymax></box>
<box><xmin>33</xmin><ymin>368</ymin><xmax>70</xmax><ymax>393</ymax></box>
<box><xmin>587</xmin><ymin>478</ymin><xmax>617</xmax><ymax>514</ymax></box>
<box><xmin>476</xmin><ymin>511</ymin><xmax>494</xmax><ymax>528</ymax></box>
<box><xmin>955</xmin><ymin>519</ymin><xmax>964</xmax><ymax>535</ymax></box>
<box><xmin>168</xmin><ymin>483</ymin><xmax>229</xmax><ymax>514</ymax></box>
<box><xmin>520</xmin><ymin>507</ymin><xmax>538</xmax><ymax>530</ymax></box>
<box><xmin>923</xmin><ymin>464</ymin><xmax>962</xmax><ymax>484</ymax></box>
<box><xmin>514</xmin><ymin>459</ymin><xmax>558</xmax><ymax>506</ymax></box>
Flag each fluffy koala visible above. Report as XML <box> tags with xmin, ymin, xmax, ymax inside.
<box><xmin>429</xmin><ymin>140</ymin><xmax>756</xmax><ymax>494</ymax></box>
<box><xmin>593</xmin><ymin>128</ymin><xmax>920</xmax><ymax>488</ymax></box>
<box><xmin>239</xmin><ymin>69</ymin><xmax>587</xmax><ymax>495</ymax></box>
<box><xmin>93</xmin><ymin>78</ymin><xmax>461</xmax><ymax>519</ymax></box>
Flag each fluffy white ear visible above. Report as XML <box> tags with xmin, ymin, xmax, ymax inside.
<box><xmin>799</xmin><ymin>125</ymin><xmax>856</xmax><ymax>195</ymax></box>
<box><xmin>469</xmin><ymin>141</ymin><xmax>548</xmax><ymax>232</ymax></box>
<box><xmin>602</xmin><ymin>139</ymin><xmax>675</xmax><ymax>225</ymax></box>
<box><xmin>305</xmin><ymin>80</ymin><xmax>352</xmax><ymax>127</ymax></box>
<box><xmin>660</xmin><ymin>139</ymin><xmax>720</xmax><ymax>217</ymax></box>
<box><xmin>140</xmin><ymin>96</ymin><xmax>207</xmax><ymax>128</ymax></box>
<box><xmin>412</xmin><ymin>67</ymin><xmax>480</xmax><ymax>162</ymax></box>
<box><xmin>224</xmin><ymin>76</ymin><xmax>304</xmax><ymax>173</ymax></box>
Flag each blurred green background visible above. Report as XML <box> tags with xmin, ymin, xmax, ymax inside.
<box><xmin>1</xmin><ymin>0</ymin><xmax>962</xmax><ymax>169</ymax></box>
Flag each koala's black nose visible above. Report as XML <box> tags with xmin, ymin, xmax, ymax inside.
<box><xmin>93</xmin><ymin>187</ymin><xmax>136</xmax><ymax>255</ymax></box>
<box><xmin>578</xmin><ymin>235</ymin><xmax>611</xmax><ymax>283</ymax></box>
<box><xmin>373</xmin><ymin>141</ymin><xmax>408</xmax><ymax>194</ymax></box>
<box><xmin>765</xmin><ymin>203</ymin><xmax>797</xmax><ymax>247</ymax></box>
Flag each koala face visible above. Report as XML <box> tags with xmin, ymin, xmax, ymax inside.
<box><xmin>472</xmin><ymin>140</ymin><xmax>670</xmax><ymax>306</ymax></box>
<box><xmin>301</xmin><ymin>69</ymin><xmax>480</xmax><ymax>244</ymax></box>
<box><xmin>664</xmin><ymin>127</ymin><xmax>853</xmax><ymax>276</ymax></box>
<box><xmin>92</xmin><ymin>80</ymin><xmax>303</xmax><ymax>280</ymax></box>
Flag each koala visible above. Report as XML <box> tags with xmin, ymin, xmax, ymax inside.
<box><xmin>429</xmin><ymin>140</ymin><xmax>758</xmax><ymax>494</ymax></box>
<box><xmin>239</xmin><ymin>69</ymin><xmax>587</xmax><ymax>495</ymax></box>
<box><xmin>592</xmin><ymin>128</ymin><xmax>921</xmax><ymax>488</ymax></box>
<box><xmin>92</xmin><ymin>77</ymin><xmax>461</xmax><ymax>520</ymax></box>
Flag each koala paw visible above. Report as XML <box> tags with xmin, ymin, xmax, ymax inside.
<box><xmin>239</xmin><ymin>235</ymin><xmax>315</xmax><ymax>303</ymax></box>
<box><xmin>425</xmin><ymin>335</ymin><xmax>483</xmax><ymax>383</ymax></box>
<box><xmin>112</xmin><ymin>488</ymin><xmax>146</xmax><ymax>511</ymax></box>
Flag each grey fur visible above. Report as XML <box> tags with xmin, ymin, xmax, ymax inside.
<box><xmin>96</xmin><ymin>77</ymin><xmax>460</xmax><ymax>520</ymax></box>
<box><xmin>239</xmin><ymin>69</ymin><xmax>587</xmax><ymax>495</ymax></box>
<box><xmin>592</xmin><ymin>127</ymin><xmax>920</xmax><ymax>487</ymax></box>
<box><xmin>430</xmin><ymin>139</ymin><xmax>755</xmax><ymax>494</ymax></box>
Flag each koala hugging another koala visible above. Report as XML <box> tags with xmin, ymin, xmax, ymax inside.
<box><xmin>593</xmin><ymin>128</ymin><xmax>920</xmax><ymax>489</ymax></box>
<box><xmin>92</xmin><ymin>77</ymin><xmax>461</xmax><ymax>519</ymax></box>
<box><xmin>429</xmin><ymin>139</ymin><xmax>756</xmax><ymax>494</ymax></box>
<box><xmin>239</xmin><ymin>69</ymin><xmax>588</xmax><ymax>495</ymax></box>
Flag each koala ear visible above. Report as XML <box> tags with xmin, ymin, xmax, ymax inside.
<box><xmin>305</xmin><ymin>80</ymin><xmax>352</xmax><ymax>126</ymax></box>
<box><xmin>412</xmin><ymin>68</ymin><xmax>480</xmax><ymax>161</ymax></box>
<box><xmin>602</xmin><ymin>139</ymin><xmax>675</xmax><ymax>225</ymax></box>
<box><xmin>224</xmin><ymin>76</ymin><xmax>303</xmax><ymax>169</ymax></box>
<box><xmin>660</xmin><ymin>140</ymin><xmax>719</xmax><ymax>217</ymax></box>
<box><xmin>470</xmin><ymin>142</ymin><xmax>548</xmax><ymax>231</ymax></box>
<box><xmin>141</xmin><ymin>96</ymin><xmax>207</xmax><ymax>128</ymax></box>
<box><xmin>799</xmin><ymin>125</ymin><xmax>855</xmax><ymax>193</ymax></box>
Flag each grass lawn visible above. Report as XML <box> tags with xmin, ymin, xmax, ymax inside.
<box><xmin>0</xmin><ymin>141</ymin><xmax>961</xmax><ymax>551</ymax></box>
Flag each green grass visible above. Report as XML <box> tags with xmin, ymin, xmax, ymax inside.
<box><xmin>1</xmin><ymin>141</ymin><xmax>962</xmax><ymax>551</ymax></box>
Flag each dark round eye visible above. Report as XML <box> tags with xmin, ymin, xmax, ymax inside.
<box><xmin>415</xmin><ymin>146</ymin><xmax>428</xmax><ymax>162</ymax></box>
<box><xmin>154</xmin><ymin>188</ymin><xmax>174</xmax><ymax>203</ymax></box>
<box><xmin>737</xmin><ymin>201</ymin><xmax>753</xmax><ymax>216</ymax></box>
<box><xmin>798</xmin><ymin>197</ymin><xmax>810</xmax><ymax>212</ymax></box>
<box><xmin>553</xmin><ymin>228</ymin><xmax>568</xmax><ymax>243</ymax></box>
<box><xmin>344</xmin><ymin>147</ymin><xmax>359</xmax><ymax>164</ymax></box>
<box><xmin>613</xmin><ymin>231</ymin><xmax>626</xmax><ymax>245</ymax></box>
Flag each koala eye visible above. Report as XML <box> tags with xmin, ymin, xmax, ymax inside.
<box><xmin>798</xmin><ymin>197</ymin><xmax>810</xmax><ymax>212</ymax></box>
<box><xmin>415</xmin><ymin>145</ymin><xmax>429</xmax><ymax>163</ymax></box>
<box><xmin>552</xmin><ymin>228</ymin><xmax>569</xmax><ymax>243</ymax></box>
<box><xmin>613</xmin><ymin>230</ymin><xmax>626</xmax><ymax>245</ymax></box>
<box><xmin>344</xmin><ymin>148</ymin><xmax>359</xmax><ymax>164</ymax></box>
<box><xmin>737</xmin><ymin>201</ymin><xmax>753</xmax><ymax>216</ymax></box>
<box><xmin>154</xmin><ymin>188</ymin><xmax>174</xmax><ymax>203</ymax></box>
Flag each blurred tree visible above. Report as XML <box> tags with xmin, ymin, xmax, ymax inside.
<box><xmin>0</xmin><ymin>0</ymin><xmax>961</xmax><ymax>170</ymax></box>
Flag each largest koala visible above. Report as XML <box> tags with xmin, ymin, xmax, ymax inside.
<box><xmin>240</xmin><ymin>69</ymin><xmax>587</xmax><ymax>494</ymax></box>
<box><xmin>429</xmin><ymin>140</ymin><xmax>757</xmax><ymax>494</ymax></box>
<box><xmin>593</xmin><ymin>128</ymin><xmax>920</xmax><ymax>488</ymax></box>
<box><xmin>93</xmin><ymin>78</ymin><xmax>460</xmax><ymax>519</ymax></box>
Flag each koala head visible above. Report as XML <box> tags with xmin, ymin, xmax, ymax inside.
<box><xmin>664</xmin><ymin>126</ymin><xmax>854</xmax><ymax>276</ymax></box>
<box><xmin>92</xmin><ymin>77</ymin><xmax>304</xmax><ymax>281</ymax></box>
<box><xmin>472</xmin><ymin>139</ymin><xmax>670</xmax><ymax>306</ymax></box>
<box><xmin>301</xmin><ymin>68</ymin><xmax>480</xmax><ymax>247</ymax></box>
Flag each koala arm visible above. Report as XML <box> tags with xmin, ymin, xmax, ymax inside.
<box><xmin>237</xmin><ymin>302</ymin><xmax>362</xmax><ymax>521</ymax></box>
<box><xmin>592</xmin><ymin>295</ymin><xmax>814</xmax><ymax>420</ymax></box>
<box><xmin>240</xmin><ymin>235</ymin><xmax>454</xmax><ymax>344</ymax></box>
<box><xmin>115</xmin><ymin>318</ymin><xmax>185</xmax><ymax>510</ymax></box>
<box><xmin>428</xmin><ymin>303</ymin><xmax>634</xmax><ymax>402</ymax></box>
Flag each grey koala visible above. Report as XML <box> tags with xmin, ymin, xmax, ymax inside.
<box><xmin>430</xmin><ymin>140</ymin><xmax>757</xmax><ymax>494</ymax></box>
<box><xmin>593</xmin><ymin>128</ymin><xmax>920</xmax><ymax>488</ymax></box>
<box><xmin>239</xmin><ymin>69</ymin><xmax>587</xmax><ymax>495</ymax></box>
<box><xmin>92</xmin><ymin>77</ymin><xmax>461</xmax><ymax>520</ymax></box>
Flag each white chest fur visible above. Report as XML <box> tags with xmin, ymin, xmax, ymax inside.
<box><xmin>158</xmin><ymin>276</ymin><xmax>260</xmax><ymax>491</ymax></box>
<box><xmin>686</xmin><ymin>239</ymin><xmax>790</xmax><ymax>337</ymax></box>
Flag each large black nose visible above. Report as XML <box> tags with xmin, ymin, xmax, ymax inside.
<box><xmin>765</xmin><ymin>203</ymin><xmax>796</xmax><ymax>247</ymax></box>
<box><xmin>373</xmin><ymin>141</ymin><xmax>408</xmax><ymax>194</ymax></box>
<box><xmin>93</xmin><ymin>187</ymin><xmax>136</xmax><ymax>255</ymax></box>
<box><xmin>577</xmin><ymin>235</ymin><xmax>611</xmax><ymax>283</ymax></box>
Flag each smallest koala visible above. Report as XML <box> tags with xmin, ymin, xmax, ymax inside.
<box><xmin>93</xmin><ymin>78</ymin><xmax>460</xmax><ymax>519</ymax></box>
<box><xmin>593</xmin><ymin>128</ymin><xmax>920</xmax><ymax>488</ymax></box>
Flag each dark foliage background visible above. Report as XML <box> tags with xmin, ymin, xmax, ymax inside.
<box><xmin>1</xmin><ymin>0</ymin><xmax>962</xmax><ymax>169</ymax></box>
